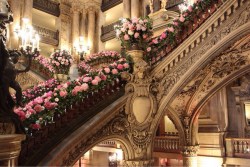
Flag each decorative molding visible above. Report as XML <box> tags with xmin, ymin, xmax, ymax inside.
<box><xmin>33</xmin><ymin>0</ymin><xmax>60</xmax><ymax>17</ymax></box>
<box><xmin>182</xmin><ymin>145</ymin><xmax>199</xmax><ymax>157</ymax></box>
<box><xmin>33</xmin><ymin>25</ymin><xmax>59</xmax><ymax>46</ymax></box>
<box><xmin>101</xmin><ymin>0</ymin><xmax>123</xmax><ymax>12</ymax></box>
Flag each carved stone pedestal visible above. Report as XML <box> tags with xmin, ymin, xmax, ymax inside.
<box><xmin>0</xmin><ymin>134</ymin><xmax>26</xmax><ymax>166</ymax></box>
<box><xmin>182</xmin><ymin>145</ymin><xmax>199</xmax><ymax>167</ymax></box>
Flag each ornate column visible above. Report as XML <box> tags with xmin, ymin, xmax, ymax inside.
<box><xmin>71</xmin><ymin>6</ymin><xmax>80</xmax><ymax>62</ymax></box>
<box><xmin>123</xmin><ymin>0</ymin><xmax>131</xmax><ymax>18</ymax></box>
<box><xmin>58</xmin><ymin>3</ymin><xmax>71</xmax><ymax>51</ymax></box>
<box><xmin>23</xmin><ymin>0</ymin><xmax>33</xmax><ymax>22</ymax></box>
<box><xmin>8</xmin><ymin>0</ymin><xmax>21</xmax><ymax>49</ymax></box>
<box><xmin>182</xmin><ymin>145</ymin><xmax>199</xmax><ymax>167</ymax></box>
<box><xmin>87</xmin><ymin>7</ymin><xmax>96</xmax><ymax>54</ymax></box>
<box><xmin>131</xmin><ymin>0</ymin><xmax>140</xmax><ymax>18</ymax></box>
<box><xmin>80</xmin><ymin>10</ymin><xmax>87</xmax><ymax>43</ymax></box>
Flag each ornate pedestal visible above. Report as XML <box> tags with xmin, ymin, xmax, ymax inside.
<box><xmin>0</xmin><ymin>135</ymin><xmax>26</xmax><ymax>166</ymax></box>
<box><xmin>122</xmin><ymin>50</ymin><xmax>158</xmax><ymax>166</ymax></box>
<box><xmin>182</xmin><ymin>145</ymin><xmax>199</xmax><ymax>167</ymax></box>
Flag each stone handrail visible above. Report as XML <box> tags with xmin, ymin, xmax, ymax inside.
<box><xmin>225</xmin><ymin>138</ymin><xmax>250</xmax><ymax>158</ymax></box>
<box><xmin>18</xmin><ymin>81</ymin><xmax>126</xmax><ymax>166</ymax></box>
<box><xmin>154</xmin><ymin>136</ymin><xmax>180</xmax><ymax>153</ymax></box>
<box><xmin>152</xmin><ymin>0</ymin><xmax>242</xmax><ymax>75</ymax></box>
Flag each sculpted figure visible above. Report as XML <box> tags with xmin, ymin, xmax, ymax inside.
<box><xmin>0</xmin><ymin>0</ymin><xmax>25</xmax><ymax>134</ymax></box>
<box><xmin>3</xmin><ymin>50</ymin><xmax>31</xmax><ymax>108</ymax></box>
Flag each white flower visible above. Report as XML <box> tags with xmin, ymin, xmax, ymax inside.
<box><xmin>55</xmin><ymin>98</ymin><xmax>59</xmax><ymax>102</ymax></box>
<box><xmin>128</xmin><ymin>30</ymin><xmax>134</xmax><ymax>35</ymax></box>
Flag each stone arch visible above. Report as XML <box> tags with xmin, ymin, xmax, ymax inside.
<box><xmin>189</xmin><ymin>66</ymin><xmax>250</xmax><ymax>145</ymax></box>
<box><xmin>153</xmin><ymin>15</ymin><xmax>250</xmax><ymax>146</ymax></box>
<box><xmin>66</xmin><ymin>135</ymin><xmax>134</xmax><ymax>166</ymax></box>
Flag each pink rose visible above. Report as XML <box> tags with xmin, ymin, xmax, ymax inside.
<box><xmin>134</xmin><ymin>32</ymin><xmax>140</xmax><ymax>38</ymax></box>
<box><xmin>117</xmin><ymin>64</ymin><xmax>124</xmax><ymax>70</ymax></box>
<box><xmin>173</xmin><ymin>21</ymin><xmax>179</xmax><ymax>26</ymax></box>
<box><xmin>147</xmin><ymin>47</ymin><xmax>151</xmax><ymax>52</ymax></box>
<box><xmin>123</xmin><ymin>63</ymin><xmax>129</xmax><ymax>69</ymax></box>
<box><xmin>167</xmin><ymin>27</ymin><xmax>174</xmax><ymax>32</ymax></box>
<box><xmin>94</xmin><ymin>76</ymin><xmax>101</xmax><ymax>82</ymax></box>
<box><xmin>143</xmin><ymin>34</ymin><xmax>148</xmax><ymax>39</ymax></box>
<box><xmin>188</xmin><ymin>6</ymin><xmax>193</xmax><ymax>12</ymax></box>
<box><xmin>112</xmin><ymin>69</ymin><xmax>118</xmax><ymax>75</ymax></box>
<box><xmin>59</xmin><ymin>91</ymin><xmax>67</xmax><ymax>97</ymax></box>
<box><xmin>124</xmin><ymin>34</ymin><xmax>130</xmax><ymax>40</ymax></box>
<box><xmin>152</xmin><ymin>39</ymin><xmax>158</xmax><ymax>44</ymax></box>
<box><xmin>91</xmin><ymin>79</ymin><xmax>99</xmax><ymax>85</ymax></box>
<box><xmin>34</xmin><ymin>104</ymin><xmax>44</xmax><ymax>113</ymax></box>
<box><xmin>104</xmin><ymin>68</ymin><xmax>110</xmax><ymax>74</ymax></box>
<box><xmin>100</xmin><ymin>75</ymin><xmax>107</xmax><ymax>81</ymax></box>
<box><xmin>31</xmin><ymin>123</ymin><xmax>41</xmax><ymax>130</ymax></box>
<box><xmin>81</xmin><ymin>83</ymin><xmax>89</xmax><ymax>91</ymax></box>
<box><xmin>160</xmin><ymin>33</ymin><xmax>167</xmax><ymax>39</ymax></box>
<box><xmin>179</xmin><ymin>15</ymin><xmax>185</xmax><ymax>22</ymax></box>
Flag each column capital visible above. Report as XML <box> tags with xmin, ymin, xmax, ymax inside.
<box><xmin>182</xmin><ymin>145</ymin><xmax>199</xmax><ymax>157</ymax></box>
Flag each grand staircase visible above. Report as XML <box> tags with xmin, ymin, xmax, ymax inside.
<box><xmin>17</xmin><ymin>0</ymin><xmax>250</xmax><ymax>166</ymax></box>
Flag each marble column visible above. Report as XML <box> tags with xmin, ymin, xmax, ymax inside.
<box><xmin>8</xmin><ymin>0</ymin><xmax>21</xmax><ymax>49</ymax></box>
<box><xmin>182</xmin><ymin>145</ymin><xmax>199</xmax><ymax>167</ymax></box>
<box><xmin>23</xmin><ymin>0</ymin><xmax>33</xmax><ymax>22</ymax></box>
<box><xmin>80</xmin><ymin>10</ymin><xmax>87</xmax><ymax>43</ymax></box>
<box><xmin>131</xmin><ymin>0</ymin><xmax>140</xmax><ymax>18</ymax></box>
<box><xmin>123</xmin><ymin>0</ymin><xmax>131</xmax><ymax>18</ymax></box>
<box><xmin>71</xmin><ymin>9</ymin><xmax>80</xmax><ymax>62</ymax></box>
<box><xmin>87</xmin><ymin>7</ymin><xmax>96</xmax><ymax>54</ymax></box>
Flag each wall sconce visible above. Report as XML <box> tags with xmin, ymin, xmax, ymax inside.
<box><xmin>14</xmin><ymin>18</ymin><xmax>40</xmax><ymax>56</ymax></box>
<box><xmin>74</xmin><ymin>36</ymin><xmax>90</xmax><ymax>61</ymax></box>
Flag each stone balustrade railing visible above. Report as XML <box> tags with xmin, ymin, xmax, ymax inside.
<box><xmin>18</xmin><ymin>81</ymin><xmax>125</xmax><ymax>166</ymax></box>
<box><xmin>101</xmin><ymin>21</ymin><xmax>120</xmax><ymax>42</ymax></box>
<box><xmin>98</xmin><ymin>140</ymin><xmax>117</xmax><ymax>147</ymax></box>
<box><xmin>33</xmin><ymin>25</ymin><xmax>59</xmax><ymax>46</ymax></box>
<box><xmin>152</xmin><ymin>0</ymin><xmax>243</xmax><ymax>75</ymax></box>
<box><xmin>154</xmin><ymin>136</ymin><xmax>180</xmax><ymax>153</ymax></box>
<box><xmin>33</xmin><ymin>0</ymin><xmax>60</xmax><ymax>17</ymax></box>
<box><xmin>225</xmin><ymin>138</ymin><xmax>250</xmax><ymax>158</ymax></box>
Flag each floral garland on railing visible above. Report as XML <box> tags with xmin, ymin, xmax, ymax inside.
<box><xmin>78</xmin><ymin>51</ymin><xmax>122</xmax><ymax>75</ymax></box>
<box><xmin>30</xmin><ymin>55</ymin><xmax>55</xmax><ymax>79</ymax></box>
<box><xmin>146</xmin><ymin>0</ymin><xmax>223</xmax><ymax>63</ymax></box>
<box><xmin>14</xmin><ymin>58</ymin><xmax>130</xmax><ymax>130</ymax></box>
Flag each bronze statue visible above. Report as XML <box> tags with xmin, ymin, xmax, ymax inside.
<box><xmin>0</xmin><ymin>0</ymin><xmax>26</xmax><ymax>134</ymax></box>
<box><xmin>3</xmin><ymin>50</ymin><xmax>32</xmax><ymax>108</ymax></box>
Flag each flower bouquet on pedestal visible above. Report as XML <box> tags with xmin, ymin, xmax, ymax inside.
<box><xmin>50</xmin><ymin>50</ymin><xmax>73</xmax><ymax>81</ymax></box>
<box><xmin>114</xmin><ymin>17</ymin><xmax>153</xmax><ymax>52</ymax></box>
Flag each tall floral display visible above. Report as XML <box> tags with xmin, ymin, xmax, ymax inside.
<box><xmin>50</xmin><ymin>50</ymin><xmax>73</xmax><ymax>81</ymax></box>
<box><xmin>114</xmin><ymin>17</ymin><xmax>153</xmax><ymax>51</ymax></box>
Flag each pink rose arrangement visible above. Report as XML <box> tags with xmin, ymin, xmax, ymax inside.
<box><xmin>114</xmin><ymin>17</ymin><xmax>153</xmax><ymax>50</ymax></box>
<box><xmin>50</xmin><ymin>50</ymin><xmax>73</xmax><ymax>74</ymax></box>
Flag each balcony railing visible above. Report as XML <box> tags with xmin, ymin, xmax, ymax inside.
<box><xmin>101</xmin><ymin>20</ymin><xmax>120</xmax><ymax>42</ymax></box>
<box><xmin>154</xmin><ymin>136</ymin><xmax>180</xmax><ymax>153</ymax></box>
<box><xmin>225</xmin><ymin>138</ymin><xmax>250</xmax><ymax>158</ymax></box>
<box><xmin>33</xmin><ymin>25</ymin><xmax>59</xmax><ymax>46</ymax></box>
<box><xmin>98</xmin><ymin>140</ymin><xmax>117</xmax><ymax>148</ymax></box>
<box><xmin>33</xmin><ymin>0</ymin><xmax>60</xmax><ymax>17</ymax></box>
<box><xmin>101</xmin><ymin>0</ymin><xmax>123</xmax><ymax>12</ymax></box>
